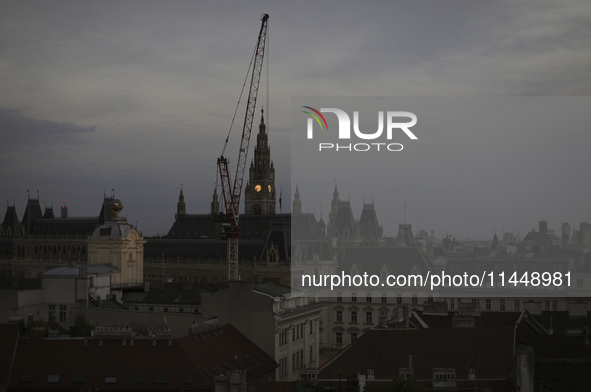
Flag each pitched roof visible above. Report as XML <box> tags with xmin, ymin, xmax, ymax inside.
<box><xmin>166</xmin><ymin>213</ymin><xmax>290</xmax><ymax>240</ymax></box>
<box><xmin>9</xmin><ymin>336</ymin><xmax>208</xmax><ymax>391</ymax></box>
<box><xmin>260</xmin><ymin>225</ymin><xmax>290</xmax><ymax>261</ymax></box>
<box><xmin>291</xmin><ymin>213</ymin><xmax>324</xmax><ymax>239</ymax></box>
<box><xmin>359</xmin><ymin>203</ymin><xmax>380</xmax><ymax>238</ymax></box>
<box><xmin>177</xmin><ymin>324</ymin><xmax>278</xmax><ymax>388</ymax></box>
<box><xmin>333</xmin><ymin>201</ymin><xmax>356</xmax><ymax>234</ymax></box>
<box><xmin>1</xmin><ymin>206</ymin><xmax>21</xmax><ymax>237</ymax></box>
<box><xmin>384</xmin><ymin>309</ymin><xmax>521</xmax><ymax>330</ymax></box>
<box><xmin>21</xmin><ymin>199</ymin><xmax>43</xmax><ymax>235</ymax></box>
<box><xmin>517</xmin><ymin>310</ymin><xmax>591</xmax><ymax>360</ymax></box>
<box><xmin>125</xmin><ymin>282</ymin><xmax>218</xmax><ymax>305</ymax></box>
<box><xmin>515</xmin><ymin>310</ymin><xmax>591</xmax><ymax>391</ymax></box>
<box><xmin>7</xmin><ymin>324</ymin><xmax>276</xmax><ymax>391</ymax></box>
<box><xmin>144</xmin><ymin>237</ymin><xmax>268</xmax><ymax>262</ymax></box>
<box><xmin>318</xmin><ymin>327</ymin><xmax>514</xmax><ymax>381</ymax></box>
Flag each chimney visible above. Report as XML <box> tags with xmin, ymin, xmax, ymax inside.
<box><xmin>458</xmin><ymin>302</ymin><xmax>481</xmax><ymax>316</ymax></box>
<box><xmin>452</xmin><ymin>314</ymin><xmax>475</xmax><ymax>328</ymax></box>
<box><xmin>423</xmin><ymin>301</ymin><xmax>448</xmax><ymax>315</ymax></box>
<box><xmin>358</xmin><ymin>374</ymin><xmax>366</xmax><ymax>391</ymax></box>
<box><xmin>404</xmin><ymin>304</ymin><xmax>410</xmax><ymax>329</ymax></box>
<box><xmin>378</xmin><ymin>312</ymin><xmax>387</xmax><ymax>326</ymax></box>
<box><xmin>514</xmin><ymin>344</ymin><xmax>534</xmax><ymax>392</ymax></box>
<box><xmin>539</xmin><ymin>220</ymin><xmax>547</xmax><ymax>235</ymax></box>
<box><xmin>523</xmin><ymin>301</ymin><xmax>542</xmax><ymax>316</ymax></box>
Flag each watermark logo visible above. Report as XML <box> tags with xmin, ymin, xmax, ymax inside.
<box><xmin>302</xmin><ymin>107</ymin><xmax>417</xmax><ymax>152</ymax></box>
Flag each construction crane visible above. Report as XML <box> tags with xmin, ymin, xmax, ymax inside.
<box><xmin>217</xmin><ymin>13</ymin><xmax>269</xmax><ymax>281</ymax></box>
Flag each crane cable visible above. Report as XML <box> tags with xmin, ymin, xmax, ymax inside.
<box><xmin>220</xmin><ymin>39</ymin><xmax>259</xmax><ymax>158</ymax></box>
<box><xmin>215</xmin><ymin>30</ymin><xmax>260</xmax><ymax>196</ymax></box>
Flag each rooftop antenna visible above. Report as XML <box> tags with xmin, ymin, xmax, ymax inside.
<box><xmin>104</xmin><ymin>188</ymin><xmax>106</xmax><ymax>198</ymax></box>
<box><xmin>111</xmin><ymin>189</ymin><xmax>115</xmax><ymax>198</ymax></box>
<box><xmin>37</xmin><ymin>190</ymin><xmax>39</xmax><ymax>199</ymax></box>
<box><xmin>27</xmin><ymin>190</ymin><xmax>30</xmax><ymax>199</ymax></box>
<box><xmin>404</xmin><ymin>202</ymin><xmax>407</xmax><ymax>224</ymax></box>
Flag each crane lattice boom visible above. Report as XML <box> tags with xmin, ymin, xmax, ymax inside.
<box><xmin>217</xmin><ymin>13</ymin><xmax>269</xmax><ymax>281</ymax></box>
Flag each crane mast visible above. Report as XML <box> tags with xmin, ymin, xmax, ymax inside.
<box><xmin>218</xmin><ymin>13</ymin><xmax>269</xmax><ymax>281</ymax></box>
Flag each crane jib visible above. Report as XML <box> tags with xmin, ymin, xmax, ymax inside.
<box><xmin>216</xmin><ymin>14</ymin><xmax>269</xmax><ymax>281</ymax></box>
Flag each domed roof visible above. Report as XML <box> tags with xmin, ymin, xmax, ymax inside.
<box><xmin>91</xmin><ymin>219</ymin><xmax>134</xmax><ymax>238</ymax></box>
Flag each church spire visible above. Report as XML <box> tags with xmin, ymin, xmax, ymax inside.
<box><xmin>244</xmin><ymin>107</ymin><xmax>276</xmax><ymax>214</ymax></box>
<box><xmin>175</xmin><ymin>185</ymin><xmax>186</xmax><ymax>219</ymax></box>
<box><xmin>211</xmin><ymin>188</ymin><xmax>220</xmax><ymax>214</ymax></box>
<box><xmin>259</xmin><ymin>107</ymin><xmax>266</xmax><ymax>136</ymax></box>
<box><xmin>293</xmin><ymin>185</ymin><xmax>302</xmax><ymax>214</ymax></box>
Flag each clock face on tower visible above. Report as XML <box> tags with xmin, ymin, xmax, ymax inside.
<box><xmin>255</xmin><ymin>184</ymin><xmax>262</xmax><ymax>192</ymax></box>
<box><xmin>268</xmin><ymin>185</ymin><xmax>272</xmax><ymax>192</ymax></box>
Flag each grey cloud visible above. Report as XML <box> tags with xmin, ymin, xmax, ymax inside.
<box><xmin>0</xmin><ymin>108</ymin><xmax>96</xmax><ymax>151</ymax></box>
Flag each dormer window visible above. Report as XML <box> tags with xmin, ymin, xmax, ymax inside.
<box><xmin>399</xmin><ymin>368</ymin><xmax>413</xmax><ymax>379</ymax></box>
<box><xmin>432</xmin><ymin>368</ymin><xmax>457</xmax><ymax>388</ymax></box>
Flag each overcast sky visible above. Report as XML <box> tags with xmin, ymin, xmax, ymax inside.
<box><xmin>1</xmin><ymin>1</ymin><xmax>590</xmax><ymax>239</ymax></box>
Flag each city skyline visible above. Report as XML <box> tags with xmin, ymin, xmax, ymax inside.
<box><xmin>2</xmin><ymin>1</ymin><xmax>591</xmax><ymax>239</ymax></box>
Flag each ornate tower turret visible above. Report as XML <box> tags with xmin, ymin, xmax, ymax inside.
<box><xmin>328</xmin><ymin>183</ymin><xmax>340</xmax><ymax>236</ymax></box>
<box><xmin>175</xmin><ymin>187</ymin><xmax>186</xmax><ymax>219</ymax></box>
<box><xmin>211</xmin><ymin>188</ymin><xmax>220</xmax><ymax>214</ymax></box>
<box><xmin>244</xmin><ymin>108</ymin><xmax>276</xmax><ymax>214</ymax></box>
<box><xmin>292</xmin><ymin>186</ymin><xmax>302</xmax><ymax>214</ymax></box>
